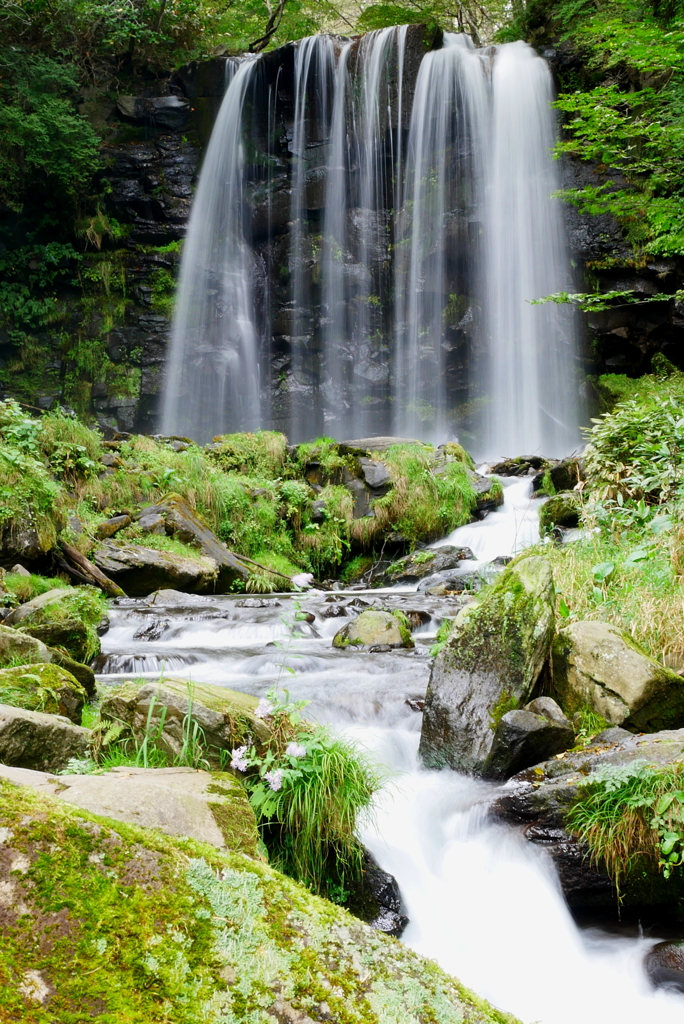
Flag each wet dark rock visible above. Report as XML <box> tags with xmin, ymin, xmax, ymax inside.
<box><xmin>538</xmin><ymin>492</ymin><xmax>582</xmax><ymax>533</ymax></box>
<box><xmin>117</xmin><ymin>95</ymin><xmax>191</xmax><ymax>131</ymax></box>
<box><xmin>353</xmin><ymin>851</ymin><xmax>408</xmax><ymax>939</ymax></box>
<box><xmin>138</xmin><ymin>513</ymin><xmax>166</xmax><ymax>535</ymax></box>
<box><xmin>532</xmin><ymin>457</ymin><xmax>583</xmax><ymax>494</ymax></box>
<box><xmin>94</xmin><ymin>541</ymin><xmax>220</xmax><ymax>596</ymax></box>
<box><xmin>0</xmin><ymin>704</ymin><xmax>91</xmax><ymax>772</ymax></box>
<box><xmin>385</xmin><ymin>545</ymin><xmax>475</xmax><ymax>586</ymax></box>
<box><xmin>419</xmin><ymin>556</ymin><xmax>555</xmax><ymax>774</ymax></box>
<box><xmin>483</xmin><ymin>697</ymin><xmax>575</xmax><ymax>780</ymax></box>
<box><xmin>406</xmin><ymin>697</ymin><xmax>425</xmax><ymax>712</ymax></box>
<box><xmin>489</xmin><ymin>456</ymin><xmax>549</xmax><ymax>476</ymax></box>
<box><xmin>359</xmin><ymin>457</ymin><xmax>391</xmax><ymax>489</ymax></box>
<box><xmin>133</xmin><ymin>617</ymin><xmax>171</xmax><ymax>641</ymax></box>
<box><xmin>645</xmin><ymin>941</ymin><xmax>684</xmax><ymax>992</ymax></box>
<box><xmin>322</xmin><ymin>604</ymin><xmax>347</xmax><ymax>618</ymax></box>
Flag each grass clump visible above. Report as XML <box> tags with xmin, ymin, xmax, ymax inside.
<box><xmin>206</xmin><ymin>430</ymin><xmax>287</xmax><ymax>478</ymax></box>
<box><xmin>358</xmin><ymin>444</ymin><xmax>477</xmax><ymax>547</ymax></box>
<box><xmin>567</xmin><ymin>761</ymin><xmax>684</xmax><ymax>893</ymax></box>
<box><xmin>3</xmin><ymin>571</ymin><xmax>59</xmax><ymax>604</ymax></box>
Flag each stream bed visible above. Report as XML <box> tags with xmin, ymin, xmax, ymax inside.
<box><xmin>97</xmin><ymin>478</ymin><xmax>684</xmax><ymax>1023</ymax></box>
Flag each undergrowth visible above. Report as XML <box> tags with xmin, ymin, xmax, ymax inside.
<box><xmin>567</xmin><ymin>761</ymin><xmax>684</xmax><ymax>893</ymax></box>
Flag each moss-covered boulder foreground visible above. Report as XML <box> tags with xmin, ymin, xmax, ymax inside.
<box><xmin>0</xmin><ymin>779</ymin><xmax>519</xmax><ymax>1024</ymax></box>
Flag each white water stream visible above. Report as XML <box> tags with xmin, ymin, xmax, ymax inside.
<box><xmin>97</xmin><ymin>485</ymin><xmax>684</xmax><ymax>1022</ymax></box>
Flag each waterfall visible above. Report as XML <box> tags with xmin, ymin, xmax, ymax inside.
<box><xmin>164</xmin><ymin>31</ymin><xmax>585</xmax><ymax>456</ymax></box>
<box><xmin>161</xmin><ymin>58</ymin><xmax>260</xmax><ymax>441</ymax></box>
<box><xmin>480</xmin><ymin>41</ymin><xmax>583</xmax><ymax>459</ymax></box>
<box><xmin>394</xmin><ymin>34</ymin><xmax>488</xmax><ymax>441</ymax></box>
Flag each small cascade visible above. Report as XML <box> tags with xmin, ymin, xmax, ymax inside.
<box><xmin>394</xmin><ymin>34</ymin><xmax>487</xmax><ymax>440</ymax></box>
<box><xmin>161</xmin><ymin>58</ymin><xmax>260</xmax><ymax>440</ymax></box>
<box><xmin>480</xmin><ymin>41</ymin><xmax>583</xmax><ymax>458</ymax></box>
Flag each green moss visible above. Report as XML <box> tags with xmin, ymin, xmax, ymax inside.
<box><xmin>489</xmin><ymin>688</ymin><xmax>518</xmax><ymax>730</ymax></box>
<box><xmin>207</xmin><ymin>431</ymin><xmax>288</xmax><ymax>478</ymax></box>
<box><xmin>0</xmin><ymin>662</ymin><xmax>86</xmax><ymax>719</ymax></box>
<box><xmin>538</xmin><ymin>493</ymin><xmax>581</xmax><ymax>534</ymax></box>
<box><xmin>0</xmin><ymin>781</ymin><xmax>520</xmax><ymax>1024</ymax></box>
<box><xmin>206</xmin><ymin>775</ymin><xmax>261</xmax><ymax>859</ymax></box>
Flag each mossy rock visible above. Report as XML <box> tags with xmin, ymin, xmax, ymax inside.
<box><xmin>0</xmin><ymin>779</ymin><xmax>521</xmax><ymax>1024</ymax></box>
<box><xmin>0</xmin><ymin>623</ymin><xmax>96</xmax><ymax>697</ymax></box>
<box><xmin>538</xmin><ymin>492</ymin><xmax>581</xmax><ymax>534</ymax></box>
<box><xmin>552</xmin><ymin>620</ymin><xmax>684</xmax><ymax>732</ymax></box>
<box><xmin>419</xmin><ymin>556</ymin><xmax>555</xmax><ymax>773</ymax></box>
<box><xmin>332</xmin><ymin>610</ymin><xmax>414</xmax><ymax>649</ymax></box>
<box><xmin>5</xmin><ymin>586</ymin><xmax>105</xmax><ymax>662</ymax></box>
<box><xmin>100</xmin><ymin>678</ymin><xmax>271</xmax><ymax>762</ymax></box>
<box><xmin>0</xmin><ymin>662</ymin><xmax>87</xmax><ymax>723</ymax></box>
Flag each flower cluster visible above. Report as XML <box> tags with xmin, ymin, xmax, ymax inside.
<box><xmin>230</xmin><ymin>745</ymin><xmax>248</xmax><ymax>772</ymax></box>
<box><xmin>286</xmin><ymin>742</ymin><xmax>307</xmax><ymax>758</ymax></box>
<box><xmin>264</xmin><ymin>768</ymin><xmax>283</xmax><ymax>792</ymax></box>
<box><xmin>254</xmin><ymin>698</ymin><xmax>275</xmax><ymax>719</ymax></box>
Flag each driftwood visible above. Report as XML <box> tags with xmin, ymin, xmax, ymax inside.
<box><xmin>58</xmin><ymin>542</ymin><xmax>126</xmax><ymax>598</ymax></box>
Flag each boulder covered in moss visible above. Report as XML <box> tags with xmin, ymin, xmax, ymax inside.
<box><xmin>133</xmin><ymin>493</ymin><xmax>250</xmax><ymax>590</ymax></box>
<box><xmin>538</xmin><ymin>492</ymin><xmax>581</xmax><ymax>533</ymax></box>
<box><xmin>0</xmin><ymin>704</ymin><xmax>90</xmax><ymax>770</ymax></box>
<box><xmin>93</xmin><ymin>541</ymin><xmax>221</xmax><ymax>596</ymax></box>
<box><xmin>0</xmin><ymin>778</ymin><xmax>520</xmax><ymax>1024</ymax></box>
<box><xmin>100</xmin><ymin>678</ymin><xmax>270</xmax><ymax>762</ymax></box>
<box><xmin>332</xmin><ymin>610</ymin><xmax>414</xmax><ymax>650</ymax></box>
<box><xmin>552</xmin><ymin>620</ymin><xmax>684</xmax><ymax>732</ymax></box>
<box><xmin>0</xmin><ymin>662</ymin><xmax>87</xmax><ymax>723</ymax></box>
<box><xmin>1</xmin><ymin>764</ymin><xmax>260</xmax><ymax>856</ymax></box>
<box><xmin>0</xmin><ymin>623</ymin><xmax>96</xmax><ymax>697</ymax></box>
<box><xmin>385</xmin><ymin>545</ymin><xmax>475</xmax><ymax>586</ymax></box>
<box><xmin>419</xmin><ymin>556</ymin><xmax>555</xmax><ymax>773</ymax></box>
<box><xmin>5</xmin><ymin>585</ymin><xmax>105</xmax><ymax>663</ymax></box>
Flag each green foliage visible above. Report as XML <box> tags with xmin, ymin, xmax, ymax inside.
<box><xmin>229</xmin><ymin>688</ymin><xmax>384</xmax><ymax>898</ymax></box>
<box><xmin>207</xmin><ymin>430</ymin><xmax>287</xmax><ymax>477</ymax></box>
<box><xmin>0</xmin><ymin>49</ymin><xmax>101</xmax><ymax>215</ymax></box>
<box><xmin>567</xmin><ymin>760</ymin><xmax>684</xmax><ymax>892</ymax></box>
<box><xmin>2</xmin><ymin>572</ymin><xmax>58</xmax><ymax>605</ymax></box>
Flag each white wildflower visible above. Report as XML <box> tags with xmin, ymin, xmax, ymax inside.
<box><xmin>285</xmin><ymin>742</ymin><xmax>307</xmax><ymax>758</ymax></box>
<box><xmin>230</xmin><ymin>745</ymin><xmax>248</xmax><ymax>772</ymax></box>
<box><xmin>254</xmin><ymin>698</ymin><xmax>275</xmax><ymax>719</ymax></box>
<box><xmin>265</xmin><ymin>769</ymin><xmax>284</xmax><ymax>792</ymax></box>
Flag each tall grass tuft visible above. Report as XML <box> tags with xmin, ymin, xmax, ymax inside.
<box><xmin>567</xmin><ymin>761</ymin><xmax>684</xmax><ymax>892</ymax></box>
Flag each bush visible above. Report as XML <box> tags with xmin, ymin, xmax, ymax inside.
<box><xmin>207</xmin><ymin>431</ymin><xmax>287</xmax><ymax>477</ymax></box>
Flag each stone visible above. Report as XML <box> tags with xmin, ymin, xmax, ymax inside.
<box><xmin>5</xmin><ymin>587</ymin><xmax>101</xmax><ymax>663</ymax></box>
<box><xmin>1</xmin><ymin>523</ymin><xmax>52</xmax><ymax>564</ymax></box>
<box><xmin>10</xmin><ymin>565</ymin><xmax>30</xmax><ymax>577</ymax></box>
<box><xmin>100</xmin><ymin>678</ymin><xmax>270</xmax><ymax>760</ymax></box>
<box><xmin>93</xmin><ymin>541</ymin><xmax>220</xmax><ymax>596</ymax></box>
<box><xmin>419</xmin><ymin>555</ymin><xmax>555</xmax><ymax>774</ymax></box>
<box><xmin>552</xmin><ymin>620</ymin><xmax>684</xmax><ymax>732</ymax></box>
<box><xmin>359</xmin><ymin>457</ymin><xmax>391</xmax><ymax>489</ymax></box>
<box><xmin>644</xmin><ymin>941</ymin><xmax>684</xmax><ymax>992</ymax></box>
<box><xmin>17</xmin><ymin>620</ymin><xmax>95</xmax><ymax>666</ymax></box>
<box><xmin>483</xmin><ymin>696</ymin><xmax>575</xmax><ymax>780</ymax></box>
<box><xmin>538</xmin><ymin>492</ymin><xmax>581</xmax><ymax>533</ymax></box>
<box><xmin>0</xmin><ymin>625</ymin><xmax>95</xmax><ymax>697</ymax></box>
<box><xmin>386</xmin><ymin>545</ymin><xmax>475</xmax><ymax>585</ymax></box>
<box><xmin>5</xmin><ymin>588</ymin><xmax>74</xmax><ymax>625</ymax></box>
<box><xmin>0</xmin><ymin>779</ymin><xmax>510</xmax><ymax>1024</ymax></box>
<box><xmin>332</xmin><ymin>610</ymin><xmax>414</xmax><ymax>650</ymax></box>
<box><xmin>0</xmin><ymin>704</ymin><xmax>90</xmax><ymax>771</ymax></box>
<box><xmin>117</xmin><ymin>94</ymin><xmax>191</xmax><ymax>130</ymax></box>
<box><xmin>490</xmin><ymin>726</ymin><xmax>684</xmax><ymax>908</ymax></box>
<box><xmin>337</xmin><ymin>437</ymin><xmax>424</xmax><ymax>455</ymax></box>
<box><xmin>133</xmin><ymin>493</ymin><xmax>249</xmax><ymax>590</ymax></box>
<box><xmin>0</xmin><ymin>663</ymin><xmax>86</xmax><ymax>723</ymax></box>
<box><xmin>96</xmin><ymin>514</ymin><xmax>131</xmax><ymax>539</ymax></box>
<box><xmin>0</xmin><ymin>764</ymin><xmax>260</xmax><ymax>856</ymax></box>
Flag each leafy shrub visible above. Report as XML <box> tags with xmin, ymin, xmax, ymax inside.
<box><xmin>207</xmin><ymin>431</ymin><xmax>287</xmax><ymax>478</ymax></box>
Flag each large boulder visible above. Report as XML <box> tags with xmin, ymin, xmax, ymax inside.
<box><xmin>332</xmin><ymin>609</ymin><xmax>414</xmax><ymax>650</ymax></box>
<box><xmin>0</xmin><ymin>764</ymin><xmax>259</xmax><ymax>856</ymax></box>
<box><xmin>5</xmin><ymin>586</ymin><xmax>103</xmax><ymax>663</ymax></box>
<box><xmin>491</xmin><ymin>726</ymin><xmax>684</xmax><ymax>908</ymax></box>
<box><xmin>645</xmin><ymin>941</ymin><xmax>684</xmax><ymax>993</ymax></box>
<box><xmin>0</xmin><ymin>779</ymin><xmax>517</xmax><ymax>1024</ymax></box>
<box><xmin>552</xmin><ymin>620</ymin><xmax>684</xmax><ymax>732</ymax></box>
<box><xmin>0</xmin><ymin>624</ymin><xmax>96</xmax><ymax>697</ymax></box>
<box><xmin>0</xmin><ymin>663</ymin><xmax>86</xmax><ymax>723</ymax></box>
<box><xmin>483</xmin><ymin>696</ymin><xmax>575</xmax><ymax>780</ymax></box>
<box><xmin>0</xmin><ymin>704</ymin><xmax>90</xmax><ymax>771</ymax></box>
<box><xmin>133</xmin><ymin>493</ymin><xmax>249</xmax><ymax>591</ymax></box>
<box><xmin>100</xmin><ymin>678</ymin><xmax>270</xmax><ymax>761</ymax></box>
<box><xmin>538</xmin><ymin>492</ymin><xmax>581</xmax><ymax>533</ymax></box>
<box><xmin>93</xmin><ymin>541</ymin><xmax>220</xmax><ymax>596</ymax></box>
<box><xmin>419</xmin><ymin>555</ymin><xmax>555</xmax><ymax>773</ymax></box>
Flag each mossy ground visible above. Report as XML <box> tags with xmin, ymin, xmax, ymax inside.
<box><xmin>0</xmin><ymin>780</ymin><xmax>519</xmax><ymax>1024</ymax></box>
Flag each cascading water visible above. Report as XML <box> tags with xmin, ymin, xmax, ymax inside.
<box><xmin>394</xmin><ymin>33</ymin><xmax>487</xmax><ymax>440</ymax></box>
<box><xmin>162</xmin><ymin>30</ymin><xmax>585</xmax><ymax>457</ymax></box>
<box><xmin>98</xmin><ymin>491</ymin><xmax>684</xmax><ymax>1023</ymax></box>
<box><xmin>480</xmin><ymin>41</ymin><xmax>583</xmax><ymax>458</ymax></box>
<box><xmin>161</xmin><ymin>57</ymin><xmax>260</xmax><ymax>440</ymax></box>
